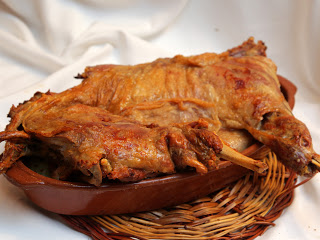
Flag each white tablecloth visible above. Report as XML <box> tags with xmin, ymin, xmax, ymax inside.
<box><xmin>0</xmin><ymin>0</ymin><xmax>319</xmax><ymax>239</ymax></box>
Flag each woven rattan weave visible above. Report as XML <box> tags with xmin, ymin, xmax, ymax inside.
<box><xmin>62</xmin><ymin>152</ymin><xmax>307</xmax><ymax>240</ymax></box>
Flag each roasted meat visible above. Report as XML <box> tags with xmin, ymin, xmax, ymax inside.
<box><xmin>0</xmin><ymin>37</ymin><xmax>319</xmax><ymax>185</ymax></box>
<box><xmin>0</xmin><ymin>95</ymin><xmax>264</xmax><ymax>186</ymax></box>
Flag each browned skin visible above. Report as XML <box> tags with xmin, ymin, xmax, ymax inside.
<box><xmin>0</xmin><ymin>37</ymin><xmax>319</xmax><ymax>185</ymax></box>
<box><xmin>1</xmin><ymin>101</ymin><xmax>224</xmax><ymax>186</ymax></box>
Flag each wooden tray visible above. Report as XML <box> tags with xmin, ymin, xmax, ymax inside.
<box><xmin>3</xmin><ymin>75</ymin><xmax>296</xmax><ymax>216</ymax></box>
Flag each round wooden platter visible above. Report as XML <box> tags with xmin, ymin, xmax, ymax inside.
<box><xmin>4</xmin><ymin>75</ymin><xmax>296</xmax><ymax>216</ymax></box>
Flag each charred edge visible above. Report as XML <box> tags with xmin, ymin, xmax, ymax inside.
<box><xmin>74</xmin><ymin>73</ymin><xmax>85</xmax><ymax>79</ymax></box>
<box><xmin>227</xmin><ymin>37</ymin><xmax>267</xmax><ymax>57</ymax></box>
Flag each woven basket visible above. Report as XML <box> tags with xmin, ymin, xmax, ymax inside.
<box><xmin>61</xmin><ymin>152</ymin><xmax>309</xmax><ymax>240</ymax></box>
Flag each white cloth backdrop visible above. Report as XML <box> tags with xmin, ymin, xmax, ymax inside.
<box><xmin>0</xmin><ymin>0</ymin><xmax>319</xmax><ymax>239</ymax></box>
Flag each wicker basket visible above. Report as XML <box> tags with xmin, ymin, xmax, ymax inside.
<box><xmin>61</xmin><ymin>152</ymin><xmax>309</xmax><ymax>240</ymax></box>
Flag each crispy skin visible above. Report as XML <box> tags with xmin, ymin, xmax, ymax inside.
<box><xmin>0</xmin><ymin>37</ymin><xmax>319</xmax><ymax>185</ymax></box>
<box><xmin>3</xmin><ymin>102</ymin><xmax>223</xmax><ymax>186</ymax></box>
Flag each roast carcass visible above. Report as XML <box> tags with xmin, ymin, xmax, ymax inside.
<box><xmin>0</xmin><ymin>38</ymin><xmax>319</xmax><ymax>185</ymax></box>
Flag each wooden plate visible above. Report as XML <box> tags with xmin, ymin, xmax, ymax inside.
<box><xmin>3</xmin><ymin>75</ymin><xmax>296</xmax><ymax>215</ymax></box>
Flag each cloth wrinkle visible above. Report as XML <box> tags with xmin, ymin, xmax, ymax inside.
<box><xmin>0</xmin><ymin>1</ymin><xmax>319</xmax><ymax>240</ymax></box>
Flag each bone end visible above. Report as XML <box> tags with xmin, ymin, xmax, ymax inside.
<box><xmin>219</xmin><ymin>143</ymin><xmax>268</xmax><ymax>173</ymax></box>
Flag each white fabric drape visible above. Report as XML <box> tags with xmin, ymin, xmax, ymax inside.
<box><xmin>0</xmin><ymin>0</ymin><xmax>319</xmax><ymax>239</ymax></box>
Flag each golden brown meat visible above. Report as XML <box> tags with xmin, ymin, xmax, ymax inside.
<box><xmin>0</xmin><ymin>37</ymin><xmax>319</xmax><ymax>185</ymax></box>
<box><xmin>0</xmin><ymin>93</ymin><xmax>263</xmax><ymax>186</ymax></box>
<box><xmin>20</xmin><ymin>103</ymin><xmax>225</xmax><ymax>185</ymax></box>
<box><xmin>71</xmin><ymin>37</ymin><xmax>320</xmax><ymax>176</ymax></box>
